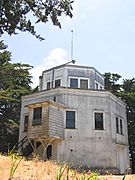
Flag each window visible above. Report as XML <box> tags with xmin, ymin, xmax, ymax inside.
<box><xmin>80</xmin><ymin>79</ymin><xmax>88</xmax><ymax>89</ymax></box>
<box><xmin>47</xmin><ymin>145</ymin><xmax>52</xmax><ymax>159</ymax></box>
<box><xmin>116</xmin><ymin>117</ymin><xmax>119</xmax><ymax>133</ymax></box>
<box><xmin>120</xmin><ymin>119</ymin><xmax>123</xmax><ymax>135</ymax></box>
<box><xmin>94</xmin><ymin>112</ymin><xmax>104</xmax><ymax>130</ymax></box>
<box><xmin>55</xmin><ymin>79</ymin><xmax>61</xmax><ymax>88</ymax></box>
<box><xmin>66</xmin><ymin>111</ymin><xmax>75</xmax><ymax>129</ymax></box>
<box><xmin>47</xmin><ymin>82</ymin><xmax>51</xmax><ymax>89</ymax></box>
<box><xmin>24</xmin><ymin>115</ymin><xmax>28</xmax><ymax>132</ymax></box>
<box><xmin>70</xmin><ymin>78</ymin><xmax>78</xmax><ymax>88</ymax></box>
<box><xmin>33</xmin><ymin>107</ymin><xmax>42</xmax><ymax>126</ymax></box>
<box><xmin>100</xmin><ymin>86</ymin><xmax>103</xmax><ymax>90</ymax></box>
<box><xmin>95</xmin><ymin>83</ymin><xmax>98</xmax><ymax>89</ymax></box>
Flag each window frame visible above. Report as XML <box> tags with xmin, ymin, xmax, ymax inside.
<box><xmin>80</xmin><ymin>79</ymin><xmax>88</xmax><ymax>89</ymax></box>
<box><xmin>116</xmin><ymin>117</ymin><xmax>119</xmax><ymax>133</ymax></box>
<box><xmin>70</xmin><ymin>78</ymin><xmax>78</xmax><ymax>88</ymax></box>
<box><xmin>65</xmin><ymin>110</ymin><xmax>76</xmax><ymax>129</ymax></box>
<box><xmin>120</xmin><ymin>119</ymin><xmax>123</xmax><ymax>135</ymax></box>
<box><xmin>46</xmin><ymin>81</ymin><xmax>51</xmax><ymax>90</ymax></box>
<box><xmin>116</xmin><ymin>116</ymin><xmax>124</xmax><ymax>135</ymax></box>
<box><xmin>32</xmin><ymin>107</ymin><xmax>42</xmax><ymax>126</ymax></box>
<box><xmin>24</xmin><ymin>115</ymin><xmax>29</xmax><ymax>132</ymax></box>
<box><xmin>55</xmin><ymin>78</ymin><xmax>61</xmax><ymax>88</ymax></box>
<box><xmin>95</xmin><ymin>80</ymin><xmax>103</xmax><ymax>90</ymax></box>
<box><xmin>93</xmin><ymin>111</ymin><xmax>105</xmax><ymax>130</ymax></box>
<box><xmin>69</xmin><ymin>76</ymin><xmax>89</xmax><ymax>89</ymax></box>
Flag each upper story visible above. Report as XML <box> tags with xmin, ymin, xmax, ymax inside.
<box><xmin>39</xmin><ymin>63</ymin><xmax>105</xmax><ymax>91</ymax></box>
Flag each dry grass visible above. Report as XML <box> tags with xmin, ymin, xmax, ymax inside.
<box><xmin>0</xmin><ymin>155</ymin><xmax>135</xmax><ymax>180</ymax></box>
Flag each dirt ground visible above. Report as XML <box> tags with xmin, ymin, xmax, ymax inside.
<box><xmin>0</xmin><ymin>155</ymin><xmax>135</xmax><ymax>180</ymax></box>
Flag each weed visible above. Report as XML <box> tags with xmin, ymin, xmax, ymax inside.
<box><xmin>55</xmin><ymin>164</ymin><xmax>98</xmax><ymax>180</ymax></box>
<box><xmin>8</xmin><ymin>147</ymin><xmax>23</xmax><ymax>180</ymax></box>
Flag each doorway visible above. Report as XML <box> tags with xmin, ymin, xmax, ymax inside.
<box><xmin>47</xmin><ymin>145</ymin><xmax>52</xmax><ymax>159</ymax></box>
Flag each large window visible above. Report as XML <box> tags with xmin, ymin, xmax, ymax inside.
<box><xmin>94</xmin><ymin>112</ymin><xmax>104</xmax><ymax>130</ymax></box>
<box><xmin>33</xmin><ymin>107</ymin><xmax>42</xmax><ymax>126</ymax></box>
<box><xmin>70</xmin><ymin>78</ymin><xmax>78</xmax><ymax>88</ymax></box>
<box><xmin>80</xmin><ymin>79</ymin><xmax>88</xmax><ymax>89</ymax></box>
<box><xmin>66</xmin><ymin>111</ymin><xmax>75</xmax><ymax>129</ymax></box>
<box><xmin>55</xmin><ymin>79</ymin><xmax>61</xmax><ymax>88</ymax></box>
<box><xmin>24</xmin><ymin>115</ymin><xmax>28</xmax><ymax>132</ymax></box>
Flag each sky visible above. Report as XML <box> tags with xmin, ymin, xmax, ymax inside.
<box><xmin>2</xmin><ymin>0</ymin><xmax>135</xmax><ymax>87</ymax></box>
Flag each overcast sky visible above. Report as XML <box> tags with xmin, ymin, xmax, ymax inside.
<box><xmin>2</xmin><ymin>0</ymin><xmax>135</xmax><ymax>87</ymax></box>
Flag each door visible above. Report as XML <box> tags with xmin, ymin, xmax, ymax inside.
<box><xmin>117</xmin><ymin>146</ymin><xmax>125</xmax><ymax>174</ymax></box>
<box><xmin>47</xmin><ymin>145</ymin><xmax>52</xmax><ymax>159</ymax></box>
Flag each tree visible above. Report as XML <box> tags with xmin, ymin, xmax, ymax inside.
<box><xmin>0</xmin><ymin>0</ymin><xmax>73</xmax><ymax>40</ymax></box>
<box><xmin>104</xmin><ymin>72</ymin><xmax>122</xmax><ymax>94</ymax></box>
<box><xmin>104</xmin><ymin>73</ymin><xmax>135</xmax><ymax>173</ymax></box>
<box><xmin>0</xmin><ymin>40</ymin><xmax>34</xmax><ymax>152</ymax></box>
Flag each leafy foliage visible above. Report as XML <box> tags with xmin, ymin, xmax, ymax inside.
<box><xmin>104</xmin><ymin>72</ymin><xmax>122</xmax><ymax>94</ymax></box>
<box><xmin>0</xmin><ymin>0</ymin><xmax>73</xmax><ymax>40</ymax></box>
<box><xmin>0</xmin><ymin>40</ymin><xmax>34</xmax><ymax>152</ymax></box>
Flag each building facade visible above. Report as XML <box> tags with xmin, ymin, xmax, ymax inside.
<box><xmin>19</xmin><ymin>64</ymin><xmax>130</xmax><ymax>173</ymax></box>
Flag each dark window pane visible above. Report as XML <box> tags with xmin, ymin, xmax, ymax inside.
<box><xmin>80</xmin><ymin>79</ymin><xmax>88</xmax><ymax>89</ymax></box>
<box><xmin>24</xmin><ymin>115</ymin><xmax>28</xmax><ymax>132</ymax></box>
<box><xmin>100</xmin><ymin>86</ymin><xmax>102</xmax><ymax>90</ymax></box>
<box><xmin>95</xmin><ymin>112</ymin><xmax>103</xmax><ymax>130</ymax></box>
<box><xmin>120</xmin><ymin>119</ymin><xmax>123</xmax><ymax>135</ymax></box>
<box><xmin>116</xmin><ymin>117</ymin><xmax>119</xmax><ymax>133</ymax></box>
<box><xmin>33</xmin><ymin>107</ymin><xmax>42</xmax><ymax>126</ymax></box>
<box><xmin>47</xmin><ymin>82</ymin><xmax>50</xmax><ymax>89</ymax></box>
<box><xmin>66</xmin><ymin>111</ymin><xmax>75</xmax><ymax>129</ymax></box>
<box><xmin>55</xmin><ymin>79</ymin><xmax>61</xmax><ymax>87</ymax></box>
<box><xmin>47</xmin><ymin>145</ymin><xmax>52</xmax><ymax>159</ymax></box>
<box><xmin>95</xmin><ymin>83</ymin><xmax>98</xmax><ymax>89</ymax></box>
<box><xmin>70</xmin><ymin>78</ymin><xmax>78</xmax><ymax>88</ymax></box>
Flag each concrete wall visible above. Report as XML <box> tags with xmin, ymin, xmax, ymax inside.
<box><xmin>53</xmin><ymin>89</ymin><xmax>129</xmax><ymax>173</ymax></box>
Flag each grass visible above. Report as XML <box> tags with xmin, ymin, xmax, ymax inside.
<box><xmin>8</xmin><ymin>149</ymin><xmax>23</xmax><ymax>179</ymax></box>
<box><xmin>0</xmin><ymin>154</ymin><xmax>135</xmax><ymax>180</ymax></box>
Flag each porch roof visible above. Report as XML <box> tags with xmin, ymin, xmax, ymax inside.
<box><xmin>25</xmin><ymin>100</ymin><xmax>66</xmax><ymax>109</ymax></box>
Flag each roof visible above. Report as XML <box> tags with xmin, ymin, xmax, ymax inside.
<box><xmin>41</xmin><ymin>63</ymin><xmax>105</xmax><ymax>79</ymax></box>
<box><xmin>25</xmin><ymin>100</ymin><xmax>66</xmax><ymax>109</ymax></box>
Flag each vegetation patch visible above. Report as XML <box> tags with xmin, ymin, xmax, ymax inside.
<box><xmin>0</xmin><ymin>155</ymin><xmax>135</xmax><ymax>180</ymax></box>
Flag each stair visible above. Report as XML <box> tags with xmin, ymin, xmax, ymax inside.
<box><xmin>18</xmin><ymin>136</ymin><xmax>33</xmax><ymax>156</ymax></box>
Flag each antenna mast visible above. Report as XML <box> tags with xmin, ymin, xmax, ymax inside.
<box><xmin>71</xmin><ymin>30</ymin><xmax>73</xmax><ymax>60</ymax></box>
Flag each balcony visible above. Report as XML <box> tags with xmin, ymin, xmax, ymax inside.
<box><xmin>25</xmin><ymin>100</ymin><xmax>65</xmax><ymax>140</ymax></box>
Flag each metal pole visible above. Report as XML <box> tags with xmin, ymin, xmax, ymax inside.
<box><xmin>71</xmin><ymin>30</ymin><xmax>73</xmax><ymax>60</ymax></box>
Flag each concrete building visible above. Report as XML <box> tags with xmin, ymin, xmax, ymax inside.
<box><xmin>19</xmin><ymin>63</ymin><xmax>130</xmax><ymax>174</ymax></box>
